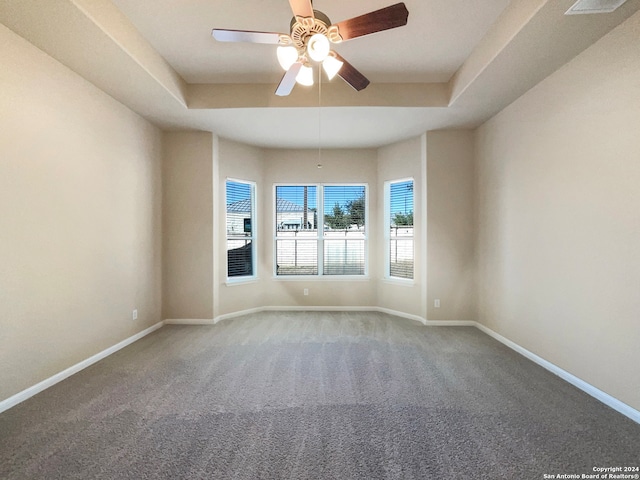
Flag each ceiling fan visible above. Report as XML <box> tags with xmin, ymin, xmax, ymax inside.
<box><xmin>212</xmin><ymin>0</ymin><xmax>409</xmax><ymax>96</ymax></box>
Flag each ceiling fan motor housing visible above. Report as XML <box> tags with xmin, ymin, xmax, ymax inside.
<box><xmin>288</xmin><ymin>10</ymin><xmax>341</xmax><ymax>52</ymax></box>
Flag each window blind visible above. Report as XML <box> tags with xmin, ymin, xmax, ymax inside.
<box><xmin>226</xmin><ymin>180</ymin><xmax>255</xmax><ymax>278</ymax></box>
<box><xmin>275</xmin><ymin>184</ymin><xmax>367</xmax><ymax>276</ymax></box>
<box><xmin>275</xmin><ymin>186</ymin><xmax>318</xmax><ymax>275</ymax></box>
<box><xmin>323</xmin><ymin>185</ymin><xmax>366</xmax><ymax>275</ymax></box>
<box><xmin>389</xmin><ymin>180</ymin><xmax>414</xmax><ymax>279</ymax></box>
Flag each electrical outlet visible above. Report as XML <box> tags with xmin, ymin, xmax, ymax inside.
<box><xmin>132</xmin><ymin>309</ymin><xmax>138</xmax><ymax>320</ymax></box>
<box><xmin>303</xmin><ymin>288</ymin><xmax>309</xmax><ymax>296</ymax></box>
<box><xmin>434</xmin><ymin>299</ymin><xmax>440</xmax><ymax>308</ymax></box>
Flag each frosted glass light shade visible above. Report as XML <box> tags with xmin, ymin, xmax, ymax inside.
<box><xmin>295</xmin><ymin>64</ymin><xmax>314</xmax><ymax>86</ymax></box>
<box><xmin>307</xmin><ymin>33</ymin><xmax>330</xmax><ymax>62</ymax></box>
<box><xmin>277</xmin><ymin>46</ymin><xmax>299</xmax><ymax>71</ymax></box>
<box><xmin>322</xmin><ymin>54</ymin><xmax>343</xmax><ymax>80</ymax></box>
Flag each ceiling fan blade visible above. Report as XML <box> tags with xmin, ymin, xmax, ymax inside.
<box><xmin>275</xmin><ymin>62</ymin><xmax>303</xmax><ymax>96</ymax></box>
<box><xmin>332</xmin><ymin>3</ymin><xmax>409</xmax><ymax>41</ymax></box>
<box><xmin>212</xmin><ymin>29</ymin><xmax>285</xmax><ymax>44</ymax></box>
<box><xmin>333</xmin><ymin>53</ymin><xmax>370</xmax><ymax>91</ymax></box>
<box><xmin>288</xmin><ymin>0</ymin><xmax>314</xmax><ymax>19</ymax></box>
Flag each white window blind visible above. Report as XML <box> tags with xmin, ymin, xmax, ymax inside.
<box><xmin>275</xmin><ymin>186</ymin><xmax>318</xmax><ymax>275</ymax></box>
<box><xmin>388</xmin><ymin>180</ymin><xmax>414</xmax><ymax>279</ymax></box>
<box><xmin>275</xmin><ymin>184</ymin><xmax>367</xmax><ymax>276</ymax></box>
<box><xmin>323</xmin><ymin>185</ymin><xmax>366</xmax><ymax>275</ymax></box>
<box><xmin>226</xmin><ymin>180</ymin><xmax>256</xmax><ymax>279</ymax></box>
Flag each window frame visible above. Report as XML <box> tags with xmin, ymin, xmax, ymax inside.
<box><xmin>225</xmin><ymin>178</ymin><xmax>257</xmax><ymax>284</ymax></box>
<box><xmin>273</xmin><ymin>183</ymin><xmax>369</xmax><ymax>279</ymax></box>
<box><xmin>384</xmin><ymin>178</ymin><xmax>415</xmax><ymax>283</ymax></box>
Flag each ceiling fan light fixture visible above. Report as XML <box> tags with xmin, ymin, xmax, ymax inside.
<box><xmin>212</xmin><ymin>2</ymin><xmax>411</xmax><ymax>96</ymax></box>
<box><xmin>322</xmin><ymin>53</ymin><xmax>344</xmax><ymax>80</ymax></box>
<box><xmin>277</xmin><ymin>46</ymin><xmax>299</xmax><ymax>71</ymax></box>
<box><xmin>295</xmin><ymin>64</ymin><xmax>314</xmax><ymax>86</ymax></box>
<box><xmin>307</xmin><ymin>33</ymin><xmax>330</xmax><ymax>62</ymax></box>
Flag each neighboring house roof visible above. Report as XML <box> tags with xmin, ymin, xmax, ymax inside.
<box><xmin>227</xmin><ymin>198</ymin><xmax>312</xmax><ymax>213</ymax></box>
<box><xmin>276</xmin><ymin>198</ymin><xmax>312</xmax><ymax>213</ymax></box>
<box><xmin>227</xmin><ymin>198</ymin><xmax>251</xmax><ymax>213</ymax></box>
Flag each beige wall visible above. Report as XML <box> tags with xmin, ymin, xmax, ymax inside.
<box><xmin>475</xmin><ymin>11</ymin><xmax>640</xmax><ymax>411</ymax></box>
<box><xmin>162</xmin><ymin>131</ymin><xmax>214</xmax><ymax>320</ymax></box>
<box><xmin>259</xmin><ymin>148</ymin><xmax>379</xmax><ymax>310</ymax></box>
<box><xmin>426</xmin><ymin>130</ymin><xmax>476</xmax><ymax>320</ymax></box>
<box><xmin>377</xmin><ymin>136</ymin><xmax>426</xmax><ymax>319</ymax></box>
<box><xmin>167</xmin><ymin>134</ymin><xmax>453</xmax><ymax>322</ymax></box>
<box><xmin>0</xmin><ymin>25</ymin><xmax>162</xmax><ymax>401</ymax></box>
<box><xmin>168</xmin><ymin>133</ymin><xmax>476</xmax><ymax>325</ymax></box>
<box><xmin>216</xmin><ymin>138</ymin><xmax>264</xmax><ymax>317</ymax></box>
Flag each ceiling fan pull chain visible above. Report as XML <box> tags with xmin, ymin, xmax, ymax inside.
<box><xmin>318</xmin><ymin>66</ymin><xmax>322</xmax><ymax>165</ymax></box>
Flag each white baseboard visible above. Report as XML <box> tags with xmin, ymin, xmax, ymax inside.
<box><xmin>210</xmin><ymin>306</ymin><xmax>482</xmax><ymax>327</ymax></box>
<box><xmin>164</xmin><ymin>318</ymin><xmax>216</xmax><ymax>325</ymax></box>
<box><xmin>375</xmin><ymin>307</ymin><xmax>427</xmax><ymax>325</ymax></box>
<box><xmin>0</xmin><ymin>321</ymin><xmax>164</xmax><ymax>415</ymax></box>
<box><xmin>474</xmin><ymin>322</ymin><xmax>640</xmax><ymax>425</ymax></box>
<box><xmin>214</xmin><ymin>307</ymin><xmax>264</xmax><ymax>324</ymax></box>
<box><xmin>211</xmin><ymin>306</ymin><xmax>429</xmax><ymax>325</ymax></box>
<box><xmin>426</xmin><ymin>319</ymin><xmax>476</xmax><ymax>327</ymax></box>
<box><xmin>4</xmin><ymin>313</ymin><xmax>637</xmax><ymax>426</ymax></box>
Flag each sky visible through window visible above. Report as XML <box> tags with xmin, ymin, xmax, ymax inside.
<box><xmin>277</xmin><ymin>185</ymin><xmax>366</xmax><ymax>215</ymax></box>
<box><xmin>389</xmin><ymin>180</ymin><xmax>414</xmax><ymax>222</ymax></box>
<box><xmin>227</xmin><ymin>180</ymin><xmax>252</xmax><ymax>209</ymax></box>
<box><xmin>276</xmin><ymin>186</ymin><xmax>317</xmax><ymax>210</ymax></box>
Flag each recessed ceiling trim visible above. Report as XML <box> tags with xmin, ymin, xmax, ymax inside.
<box><xmin>565</xmin><ymin>0</ymin><xmax>629</xmax><ymax>15</ymax></box>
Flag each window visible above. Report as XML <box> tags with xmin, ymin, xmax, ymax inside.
<box><xmin>275</xmin><ymin>186</ymin><xmax>318</xmax><ymax>275</ymax></box>
<box><xmin>226</xmin><ymin>179</ymin><xmax>256</xmax><ymax>280</ymax></box>
<box><xmin>323</xmin><ymin>185</ymin><xmax>366</xmax><ymax>275</ymax></box>
<box><xmin>275</xmin><ymin>184</ymin><xmax>367</xmax><ymax>276</ymax></box>
<box><xmin>386</xmin><ymin>179</ymin><xmax>414</xmax><ymax>279</ymax></box>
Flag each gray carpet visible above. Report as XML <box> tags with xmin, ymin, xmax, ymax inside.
<box><xmin>1</xmin><ymin>311</ymin><xmax>638</xmax><ymax>479</ymax></box>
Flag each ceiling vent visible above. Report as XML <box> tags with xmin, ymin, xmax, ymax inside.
<box><xmin>565</xmin><ymin>0</ymin><xmax>629</xmax><ymax>14</ymax></box>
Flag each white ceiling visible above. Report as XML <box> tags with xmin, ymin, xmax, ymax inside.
<box><xmin>2</xmin><ymin>0</ymin><xmax>639</xmax><ymax>149</ymax></box>
<box><xmin>109</xmin><ymin>0</ymin><xmax>510</xmax><ymax>84</ymax></box>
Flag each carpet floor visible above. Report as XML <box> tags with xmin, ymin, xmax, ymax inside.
<box><xmin>1</xmin><ymin>311</ymin><xmax>638</xmax><ymax>479</ymax></box>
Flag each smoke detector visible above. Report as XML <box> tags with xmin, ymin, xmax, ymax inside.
<box><xmin>565</xmin><ymin>0</ymin><xmax>629</xmax><ymax>15</ymax></box>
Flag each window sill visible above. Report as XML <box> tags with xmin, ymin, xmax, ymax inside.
<box><xmin>272</xmin><ymin>275</ymin><xmax>371</xmax><ymax>282</ymax></box>
<box><xmin>225</xmin><ymin>277</ymin><xmax>259</xmax><ymax>287</ymax></box>
<box><xmin>381</xmin><ymin>277</ymin><xmax>416</xmax><ymax>286</ymax></box>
